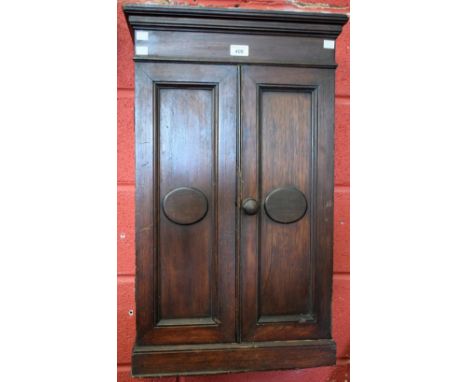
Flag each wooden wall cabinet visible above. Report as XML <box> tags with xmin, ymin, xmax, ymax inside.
<box><xmin>123</xmin><ymin>4</ymin><xmax>348</xmax><ymax>377</ymax></box>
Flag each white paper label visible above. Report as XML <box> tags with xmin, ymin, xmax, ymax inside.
<box><xmin>323</xmin><ymin>40</ymin><xmax>335</xmax><ymax>49</ymax></box>
<box><xmin>135</xmin><ymin>30</ymin><xmax>149</xmax><ymax>41</ymax></box>
<box><xmin>230</xmin><ymin>45</ymin><xmax>249</xmax><ymax>56</ymax></box>
<box><xmin>135</xmin><ymin>46</ymin><xmax>148</xmax><ymax>56</ymax></box>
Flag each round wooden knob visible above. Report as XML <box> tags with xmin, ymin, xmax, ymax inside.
<box><xmin>242</xmin><ymin>198</ymin><xmax>260</xmax><ymax>215</ymax></box>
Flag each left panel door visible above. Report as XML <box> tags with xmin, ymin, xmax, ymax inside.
<box><xmin>135</xmin><ymin>63</ymin><xmax>238</xmax><ymax>345</ymax></box>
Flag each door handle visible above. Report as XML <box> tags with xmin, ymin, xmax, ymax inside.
<box><xmin>242</xmin><ymin>198</ymin><xmax>260</xmax><ymax>215</ymax></box>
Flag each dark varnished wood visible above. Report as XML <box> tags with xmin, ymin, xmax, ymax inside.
<box><xmin>124</xmin><ymin>5</ymin><xmax>348</xmax><ymax>37</ymax></box>
<box><xmin>264</xmin><ymin>187</ymin><xmax>308</xmax><ymax>224</ymax></box>
<box><xmin>132</xmin><ymin>340</ymin><xmax>336</xmax><ymax>377</ymax></box>
<box><xmin>124</xmin><ymin>5</ymin><xmax>348</xmax><ymax>67</ymax></box>
<box><xmin>241</xmin><ymin>66</ymin><xmax>335</xmax><ymax>341</ymax></box>
<box><xmin>131</xmin><ymin>30</ymin><xmax>336</xmax><ymax>67</ymax></box>
<box><xmin>127</xmin><ymin>4</ymin><xmax>347</xmax><ymax>377</ymax></box>
<box><xmin>163</xmin><ymin>187</ymin><xmax>208</xmax><ymax>225</ymax></box>
<box><xmin>135</xmin><ymin>63</ymin><xmax>237</xmax><ymax>346</ymax></box>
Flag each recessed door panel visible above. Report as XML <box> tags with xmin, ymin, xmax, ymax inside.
<box><xmin>241</xmin><ymin>66</ymin><xmax>335</xmax><ymax>341</ymax></box>
<box><xmin>158</xmin><ymin>86</ymin><xmax>214</xmax><ymax>325</ymax></box>
<box><xmin>135</xmin><ymin>63</ymin><xmax>237</xmax><ymax>345</ymax></box>
<box><xmin>258</xmin><ymin>88</ymin><xmax>313</xmax><ymax>322</ymax></box>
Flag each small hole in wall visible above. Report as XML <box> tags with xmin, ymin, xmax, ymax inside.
<box><xmin>129</xmin><ymin>309</ymin><xmax>134</xmax><ymax>316</ymax></box>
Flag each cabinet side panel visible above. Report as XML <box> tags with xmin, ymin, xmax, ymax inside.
<box><xmin>135</xmin><ymin>63</ymin><xmax>156</xmax><ymax>338</ymax></box>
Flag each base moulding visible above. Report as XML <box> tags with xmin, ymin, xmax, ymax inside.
<box><xmin>132</xmin><ymin>339</ymin><xmax>336</xmax><ymax>377</ymax></box>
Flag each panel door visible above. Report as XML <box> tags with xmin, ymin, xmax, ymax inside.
<box><xmin>135</xmin><ymin>63</ymin><xmax>237</xmax><ymax>345</ymax></box>
<box><xmin>240</xmin><ymin>66</ymin><xmax>335</xmax><ymax>341</ymax></box>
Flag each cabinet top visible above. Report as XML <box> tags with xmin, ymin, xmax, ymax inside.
<box><xmin>123</xmin><ymin>4</ymin><xmax>348</xmax><ymax>38</ymax></box>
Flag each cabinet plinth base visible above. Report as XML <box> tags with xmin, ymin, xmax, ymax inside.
<box><xmin>132</xmin><ymin>339</ymin><xmax>336</xmax><ymax>377</ymax></box>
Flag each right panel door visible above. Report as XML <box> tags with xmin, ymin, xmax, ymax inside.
<box><xmin>241</xmin><ymin>66</ymin><xmax>335</xmax><ymax>342</ymax></box>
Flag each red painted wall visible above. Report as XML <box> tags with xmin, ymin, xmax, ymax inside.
<box><xmin>117</xmin><ymin>1</ymin><xmax>350</xmax><ymax>380</ymax></box>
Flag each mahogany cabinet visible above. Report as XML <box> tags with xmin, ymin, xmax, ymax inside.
<box><xmin>123</xmin><ymin>4</ymin><xmax>348</xmax><ymax>377</ymax></box>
